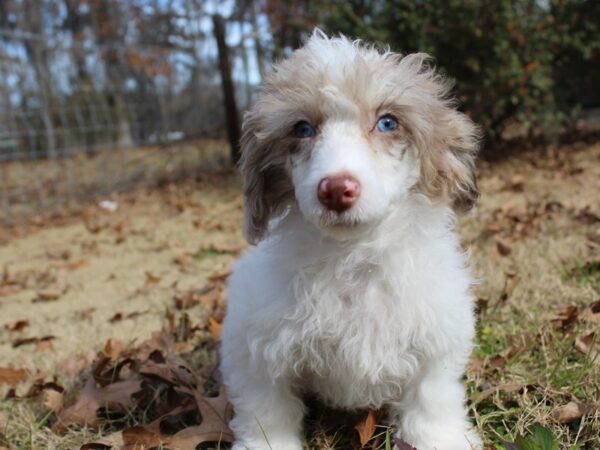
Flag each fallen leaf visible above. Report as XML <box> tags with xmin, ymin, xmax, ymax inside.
<box><xmin>43</xmin><ymin>385</ymin><xmax>65</xmax><ymax>413</ymax></box>
<box><xmin>109</xmin><ymin>311</ymin><xmax>146</xmax><ymax>323</ymax></box>
<box><xmin>580</xmin><ymin>299</ymin><xmax>600</xmax><ymax>324</ymax></box>
<box><xmin>198</xmin><ymin>243</ymin><xmax>243</xmax><ymax>256</ymax></box>
<box><xmin>174</xmin><ymin>285</ymin><xmax>219</xmax><ymax>311</ymax></box>
<box><xmin>208</xmin><ymin>317</ymin><xmax>222</xmax><ymax>343</ymax></box>
<box><xmin>102</xmin><ymin>339</ymin><xmax>125</xmax><ymax>361</ymax></box>
<box><xmin>208</xmin><ymin>271</ymin><xmax>230</xmax><ymax>282</ymax></box>
<box><xmin>35</xmin><ymin>340</ymin><xmax>55</xmax><ymax>352</ymax></box>
<box><xmin>575</xmin><ymin>207</ymin><xmax>600</xmax><ymax>225</ymax></box>
<box><xmin>468</xmin><ymin>357</ymin><xmax>485</xmax><ymax>377</ymax></box>
<box><xmin>185</xmin><ymin>387</ymin><xmax>234</xmax><ymax>446</ymax></box>
<box><xmin>5</xmin><ymin>320</ymin><xmax>29</xmax><ymax>332</ymax></box>
<box><xmin>0</xmin><ymin>284</ymin><xmax>21</xmax><ymax>297</ymax></box>
<box><xmin>53</xmin><ymin>377</ymin><xmax>142</xmax><ymax>434</ymax></box>
<box><xmin>355</xmin><ymin>410</ymin><xmax>377</xmax><ymax>447</ymax></box>
<box><xmin>474</xmin><ymin>382</ymin><xmax>528</xmax><ymax>404</ymax></box>
<box><xmin>551</xmin><ymin>305</ymin><xmax>579</xmax><ymax>329</ymax></box>
<box><xmin>488</xmin><ymin>354</ymin><xmax>507</xmax><ymax>371</ymax></box>
<box><xmin>144</xmin><ymin>271</ymin><xmax>161</xmax><ymax>288</ymax></box>
<box><xmin>496</xmin><ymin>238</ymin><xmax>512</xmax><ymax>256</ymax></box>
<box><xmin>475</xmin><ymin>298</ymin><xmax>489</xmax><ymax>316</ymax></box>
<box><xmin>551</xmin><ymin>401</ymin><xmax>586</xmax><ymax>423</ymax></box>
<box><xmin>12</xmin><ymin>335</ymin><xmax>55</xmax><ymax>348</ymax></box>
<box><xmin>574</xmin><ymin>332</ymin><xmax>595</xmax><ymax>354</ymax></box>
<box><xmin>122</xmin><ymin>426</ymin><xmax>164</xmax><ymax>448</ymax></box>
<box><xmin>61</xmin><ymin>259</ymin><xmax>88</xmax><ymax>271</ymax></box>
<box><xmin>0</xmin><ymin>367</ymin><xmax>28</xmax><ymax>386</ymax></box>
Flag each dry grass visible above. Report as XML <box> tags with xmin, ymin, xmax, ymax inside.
<box><xmin>0</xmin><ymin>141</ymin><xmax>599</xmax><ymax>449</ymax></box>
<box><xmin>0</xmin><ymin>139</ymin><xmax>229</xmax><ymax>221</ymax></box>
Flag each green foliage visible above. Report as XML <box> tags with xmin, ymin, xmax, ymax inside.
<box><xmin>280</xmin><ymin>0</ymin><xmax>600</xmax><ymax>149</ymax></box>
<box><xmin>505</xmin><ymin>425</ymin><xmax>560</xmax><ymax>450</ymax></box>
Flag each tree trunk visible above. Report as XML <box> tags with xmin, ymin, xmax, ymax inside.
<box><xmin>250</xmin><ymin>0</ymin><xmax>267</xmax><ymax>80</ymax></box>
<box><xmin>212</xmin><ymin>14</ymin><xmax>241</xmax><ymax>164</ymax></box>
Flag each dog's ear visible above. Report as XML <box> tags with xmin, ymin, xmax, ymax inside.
<box><xmin>239</xmin><ymin>110</ymin><xmax>294</xmax><ymax>244</ymax></box>
<box><xmin>419</xmin><ymin>108</ymin><xmax>480</xmax><ymax>213</ymax></box>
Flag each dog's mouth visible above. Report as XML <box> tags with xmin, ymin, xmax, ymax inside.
<box><xmin>316</xmin><ymin>209</ymin><xmax>372</xmax><ymax>232</ymax></box>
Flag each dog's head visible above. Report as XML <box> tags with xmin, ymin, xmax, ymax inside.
<box><xmin>241</xmin><ymin>31</ymin><xmax>480</xmax><ymax>244</ymax></box>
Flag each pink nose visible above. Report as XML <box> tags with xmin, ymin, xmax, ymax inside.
<box><xmin>317</xmin><ymin>174</ymin><xmax>361</xmax><ymax>212</ymax></box>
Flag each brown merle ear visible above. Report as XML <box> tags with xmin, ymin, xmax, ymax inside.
<box><xmin>419</xmin><ymin>108</ymin><xmax>480</xmax><ymax>213</ymax></box>
<box><xmin>239</xmin><ymin>111</ymin><xmax>294</xmax><ymax>244</ymax></box>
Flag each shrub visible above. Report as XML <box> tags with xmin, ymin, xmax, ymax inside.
<box><xmin>267</xmin><ymin>0</ymin><xmax>600</xmax><ymax>149</ymax></box>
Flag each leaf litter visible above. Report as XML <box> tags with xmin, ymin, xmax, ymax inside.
<box><xmin>51</xmin><ymin>309</ymin><xmax>234</xmax><ymax>448</ymax></box>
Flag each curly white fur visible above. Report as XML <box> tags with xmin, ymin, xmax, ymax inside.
<box><xmin>219</xmin><ymin>30</ymin><xmax>483</xmax><ymax>450</ymax></box>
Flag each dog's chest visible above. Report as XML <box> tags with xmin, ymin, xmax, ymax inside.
<box><xmin>281</xmin><ymin>264</ymin><xmax>425</xmax><ymax>409</ymax></box>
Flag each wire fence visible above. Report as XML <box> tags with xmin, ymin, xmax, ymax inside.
<box><xmin>0</xmin><ymin>1</ymin><xmax>258</xmax><ymax>222</ymax></box>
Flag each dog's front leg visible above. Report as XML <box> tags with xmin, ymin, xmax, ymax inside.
<box><xmin>227</xmin><ymin>375</ymin><xmax>305</xmax><ymax>450</ymax></box>
<box><xmin>390</xmin><ymin>359</ymin><xmax>483</xmax><ymax>450</ymax></box>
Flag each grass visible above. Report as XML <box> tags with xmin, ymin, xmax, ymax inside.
<box><xmin>0</xmin><ymin>141</ymin><xmax>599</xmax><ymax>449</ymax></box>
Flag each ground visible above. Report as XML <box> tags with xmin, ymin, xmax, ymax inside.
<box><xmin>0</xmin><ymin>142</ymin><xmax>599</xmax><ymax>449</ymax></box>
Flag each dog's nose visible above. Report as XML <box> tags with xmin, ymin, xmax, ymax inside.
<box><xmin>317</xmin><ymin>174</ymin><xmax>361</xmax><ymax>212</ymax></box>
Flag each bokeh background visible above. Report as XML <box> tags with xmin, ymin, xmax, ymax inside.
<box><xmin>0</xmin><ymin>2</ymin><xmax>599</xmax><ymax>450</ymax></box>
<box><xmin>0</xmin><ymin>0</ymin><xmax>598</xmax><ymax>220</ymax></box>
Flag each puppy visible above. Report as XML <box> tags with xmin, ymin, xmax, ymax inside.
<box><xmin>220</xmin><ymin>31</ymin><xmax>483</xmax><ymax>450</ymax></box>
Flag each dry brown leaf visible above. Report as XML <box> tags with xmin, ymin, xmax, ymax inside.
<box><xmin>475</xmin><ymin>298</ymin><xmax>489</xmax><ymax>316</ymax></box>
<box><xmin>109</xmin><ymin>311</ymin><xmax>146</xmax><ymax>324</ymax></box>
<box><xmin>551</xmin><ymin>401</ymin><xmax>586</xmax><ymax>423</ymax></box>
<box><xmin>122</xmin><ymin>426</ymin><xmax>165</xmax><ymax>449</ymax></box>
<box><xmin>198</xmin><ymin>242</ymin><xmax>243</xmax><ymax>256</ymax></box>
<box><xmin>12</xmin><ymin>335</ymin><xmax>55</xmax><ymax>348</ymax></box>
<box><xmin>103</xmin><ymin>339</ymin><xmax>125</xmax><ymax>361</ymax></box>
<box><xmin>551</xmin><ymin>305</ymin><xmax>579</xmax><ymax>329</ymax></box>
<box><xmin>355</xmin><ymin>410</ymin><xmax>377</xmax><ymax>447</ymax></box>
<box><xmin>208</xmin><ymin>270</ymin><xmax>230</xmax><ymax>282</ymax></box>
<box><xmin>496</xmin><ymin>239</ymin><xmax>512</xmax><ymax>256</ymax></box>
<box><xmin>174</xmin><ymin>285</ymin><xmax>217</xmax><ymax>311</ymax></box>
<box><xmin>0</xmin><ymin>367</ymin><xmax>28</xmax><ymax>386</ymax></box>
<box><xmin>488</xmin><ymin>355</ymin><xmax>507</xmax><ymax>371</ymax></box>
<box><xmin>580</xmin><ymin>299</ymin><xmax>600</xmax><ymax>324</ymax></box>
<box><xmin>35</xmin><ymin>340</ymin><xmax>55</xmax><ymax>352</ymax></box>
<box><xmin>186</xmin><ymin>388</ymin><xmax>234</xmax><ymax>446</ymax></box>
<box><xmin>574</xmin><ymin>332</ymin><xmax>596</xmax><ymax>354</ymax></box>
<box><xmin>468</xmin><ymin>357</ymin><xmax>485</xmax><ymax>377</ymax></box>
<box><xmin>144</xmin><ymin>271</ymin><xmax>161</xmax><ymax>288</ymax></box>
<box><xmin>5</xmin><ymin>320</ymin><xmax>29</xmax><ymax>332</ymax></box>
<box><xmin>53</xmin><ymin>377</ymin><xmax>142</xmax><ymax>434</ymax></box>
<box><xmin>503</xmin><ymin>274</ymin><xmax>520</xmax><ymax>299</ymax></box>
<box><xmin>61</xmin><ymin>259</ymin><xmax>89</xmax><ymax>271</ymax></box>
<box><xmin>208</xmin><ymin>317</ymin><xmax>223</xmax><ymax>343</ymax></box>
<box><xmin>139</xmin><ymin>359</ymin><xmax>197</xmax><ymax>389</ymax></box>
<box><xmin>35</xmin><ymin>268</ymin><xmax>69</xmax><ymax>302</ymax></box>
<box><xmin>474</xmin><ymin>382</ymin><xmax>528</xmax><ymax>404</ymax></box>
<box><xmin>0</xmin><ymin>284</ymin><xmax>21</xmax><ymax>297</ymax></box>
<box><xmin>43</xmin><ymin>386</ymin><xmax>65</xmax><ymax>413</ymax></box>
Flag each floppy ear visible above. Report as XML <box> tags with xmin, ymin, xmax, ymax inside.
<box><xmin>419</xmin><ymin>108</ymin><xmax>480</xmax><ymax>213</ymax></box>
<box><xmin>239</xmin><ymin>110</ymin><xmax>294</xmax><ymax>244</ymax></box>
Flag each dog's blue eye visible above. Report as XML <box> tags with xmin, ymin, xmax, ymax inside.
<box><xmin>294</xmin><ymin>121</ymin><xmax>316</xmax><ymax>138</ymax></box>
<box><xmin>376</xmin><ymin>115</ymin><xmax>398</xmax><ymax>132</ymax></box>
